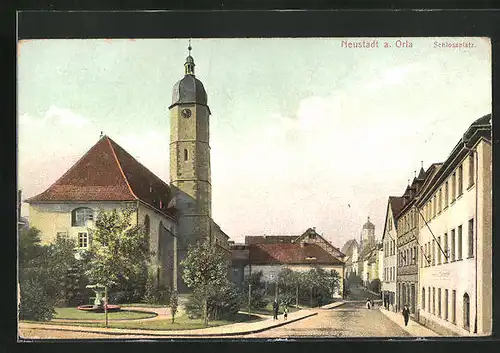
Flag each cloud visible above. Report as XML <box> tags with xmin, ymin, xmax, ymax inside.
<box><xmin>365</xmin><ymin>63</ymin><xmax>421</xmax><ymax>89</ymax></box>
<box><xmin>45</xmin><ymin>105</ymin><xmax>89</xmax><ymax>127</ymax></box>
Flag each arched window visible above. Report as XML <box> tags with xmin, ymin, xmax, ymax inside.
<box><xmin>422</xmin><ymin>287</ymin><xmax>426</xmax><ymax>310</ymax></box>
<box><xmin>71</xmin><ymin>207</ymin><xmax>94</xmax><ymax>227</ymax></box>
<box><xmin>463</xmin><ymin>293</ymin><xmax>470</xmax><ymax>330</ymax></box>
<box><xmin>184</xmin><ymin>148</ymin><xmax>188</xmax><ymax>161</ymax></box>
<box><xmin>158</xmin><ymin>221</ymin><xmax>163</xmax><ymax>261</ymax></box>
<box><xmin>144</xmin><ymin>215</ymin><xmax>150</xmax><ymax>236</ymax></box>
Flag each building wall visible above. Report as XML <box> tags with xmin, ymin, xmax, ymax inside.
<box><xmin>247</xmin><ymin>264</ymin><xmax>344</xmax><ymax>297</ymax></box>
<box><xmin>137</xmin><ymin>204</ymin><xmax>177</xmax><ymax>291</ymax></box>
<box><xmin>417</xmin><ymin>139</ymin><xmax>491</xmax><ymax>336</ymax></box>
<box><xmin>28</xmin><ymin>201</ymin><xmax>137</xmax><ymax>245</ymax></box>
<box><xmin>382</xmin><ymin>205</ymin><xmax>398</xmax><ymax>307</ymax></box>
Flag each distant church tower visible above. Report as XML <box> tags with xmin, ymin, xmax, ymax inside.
<box><xmin>360</xmin><ymin>216</ymin><xmax>375</xmax><ymax>249</ymax></box>
<box><xmin>169</xmin><ymin>43</ymin><xmax>213</xmax><ymax>286</ymax></box>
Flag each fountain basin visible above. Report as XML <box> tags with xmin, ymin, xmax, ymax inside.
<box><xmin>77</xmin><ymin>304</ymin><xmax>121</xmax><ymax>312</ymax></box>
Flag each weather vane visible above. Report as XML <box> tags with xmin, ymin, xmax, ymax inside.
<box><xmin>188</xmin><ymin>38</ymin><xmax>192</xmax><ymax>55</ymax></box>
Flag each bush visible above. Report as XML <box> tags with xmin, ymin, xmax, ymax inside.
<box><xmin>19</xmin><ymin>278</ymin><xmax>57</xmax><ymax>321</ymax></box>
<box><xmin>186</xmin><ymin>283</ymin><xmax>242</xmax><ymax>320</ymax></box>
<box><xmin>369</xmin><ymin>279</ymin><xmax>381</xmax><ymax>293</ymax></box>
<box><xmin>242</xmin><ymin>271</ymin><xmax>268</xmax><ymax>309</ymax></box>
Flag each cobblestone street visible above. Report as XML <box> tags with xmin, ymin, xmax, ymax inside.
<box><xmin>244</xmin><ymin>302</ymin><xmax>410</xmax><ymax>338</ymax></box>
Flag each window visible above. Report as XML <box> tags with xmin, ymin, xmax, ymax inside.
<box><xmin>445</xmin><ymin>181</ymin><xmax>449</xmax><ymax>207</ymax></box>
<box><xmin>458</xmin><ymin>225</ymin><xmax>463</xmax><ymax>260</ymax></box>
<box><xmin>438</xmin><ymin>188</ymin><xmax>442</xmax><ymax>213</ymax></box>
<box><xmin>414</xmin><ymin>246</ymin><xmax>418</xmax><ymax>264</ymax></box>
<box><xmin>422</xmin><ymin>287</ymin><xmax>426</xmax><ymax>310</ymax></box>
<box><xmin>458</xmin><ymin>165</ymin><xmax>463</xmax><ymax>196</ymax></box>
<box><xmin>469</xmin><ymin>153</ymin><xmax>475</xmax><ymax>187</ymax></box>
<box><xmin>463</xmin><ymin>293</ymin><xmax>470</xmax><ymax>330</ymax></box>
<box><xmin>452</xmin><ymin>290</ymin><xmax>456</xmax><ymax>324</ymax></box>
<box><xmin>451</xmin><ymin>229</ymin><xmax>456</xmax><ymax>261</ymax></box>
<box><xmin>433</xmin><ymin>195</ymin><xmax>437</xmax><ymax>217</ymax></box>
<box><xmin>432</xmin><ymin>239</ymin><xmax>436</xmax><ymax>265</ymax></box>
<box><xmin>78</xmin><ymin>232</ymin><xmax>88</xmax><ymax>248</ymax></box>
<box><xmin>445</xmin><ymin>289</ymin><xmax>449</xmax><ymax>321</ymax></box>
<box><xmin>428</xmin><ymin>287</ymin><xmax>431</xmax><ymax>312</ymax></box>
<box><xmin>438</xmin><ymin>288</ymin><xmax>442</xmax><ymax>317</ymax></box>
<box><xmin>468</xmin><ymin>219</ymin><xmax>474</xmax><ymax>258</ymax></box>
<box><xmin>184</xmin><ymin>148</ymin><xmax>188</xmax><ymax>161</ymax></box>
<box><xmin>71</xmin><ymin>207</ymin><xmax>94</xmax><ymax>227</ymax></box>
<box><xmin>444</xmin><ymin>233</ymin><xmax>448</xmax><ymax>263</ymax></box>
<box><xmin>144</xmin><ymin>215</ymin><xmax>150</xmax><ymax>236</ymax></box>
<box><xmin>432</xmin><ymin>287</ymin><xmax>436</xmax><ymax>314</ymax></box>
<box><xmin>437</xmin><ymin>236</ymin><xmax>441</xmax><ymax>264</ymax></box>
<box><xmin>451</xmin><ymin>173</ymin><xmax>456</xmax><ymax>201</ymax></box>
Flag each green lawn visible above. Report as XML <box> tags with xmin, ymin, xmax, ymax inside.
<box><xmin>22</xmin><ymin>313</ymin><xmax>263</xmax><ymax>331</ymax></box>
<box><xmin>54</xmin><ymin>307</ymin><xmax>157</xmax><ymax>321</ymax></box>
<box><xmin>119</xmin><ymin>303</ymin><xmax>168</xmax><ymax>308</ymax></box>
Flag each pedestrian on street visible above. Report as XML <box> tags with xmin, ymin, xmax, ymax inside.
<box><xmin>366</xmin><ymin>298</ymin><xmax>371</xmax><ymax>309</ymax></box>
<box><xmin>273</xmin><ymin>300</ymin><xmax>279</xmax><ymax>320</ymax></box>
<box><xmin>370</xmin><ymin>299</ymin><xmax>374</xmax><ymax>309</ymax></box>
<box><xmin>283</xmin><ymin>306</ymin><xmax>288</xmax><ymax>321</ymax></box>
<box><xmin>402</xmin><ymin>305</ymin><xmax>410</xmax><ymax>326</ymax></box>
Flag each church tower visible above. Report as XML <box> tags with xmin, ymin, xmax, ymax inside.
<box><xmin>169</xmin><ymin>43</ymin><xmax>213</xmax><ymax>277</ymax></box>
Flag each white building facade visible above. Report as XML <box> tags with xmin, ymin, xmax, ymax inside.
<box><xmin>416</xmin><ymin>115</ymin><xmax>492</xmax><ymax>336</ymax></box>
<box><xmin>381</xmin><ymin>197</ymin><xmax>401</xmax><ymax>311</ymax></box>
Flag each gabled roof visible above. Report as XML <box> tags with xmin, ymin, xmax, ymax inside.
<box><xmin>244</xmin><ymin>235</ymin><xmax>296</xmax><ymax>244</ymax></box>
<box><xmin>249</xmin><ymin>243</ymin><xmax>344</xmax><ymax>265</ymax></box>
<box><xmin>388</xmin><ymin>196</ymin><xmax>405</xmax><ymax>219</ymax></box>
<box><xmin>341</xmin><ymin>239</ymin><xmax>359</xmax><ymax>255</ymax></box>
<box><xmin>26</xmin><ymin>136</ymin><xmax>174</xmax><ymax>217</ymax></box>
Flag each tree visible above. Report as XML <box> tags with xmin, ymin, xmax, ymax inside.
<box><xmin>242</xmin><ymin>271</ymin><xmax>268</xmax><ymax>309</ymax></box>
<box><xmin>18</xmin><ymin>228</ymin><xmax>58</xmax><ymax>320</ymax></box>
<box><xmin>277</xmin><ymin>268</ymin><xmax>300</xmax><ymax>307</ymax></box>
<box><xmin>181</xmin><ymin>240</ymin><xmax>230</xmax><ymax>326</ymax></box>
<box><xmin>85</xmin><ymin>208</ymin><xmax>151</xmax><ymax>295</ymax></box>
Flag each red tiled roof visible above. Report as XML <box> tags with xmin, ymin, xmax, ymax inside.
<box><xmin>249</xmin><ymin>243</ymin><xmax>344</xmax><ymax>265</ymax></box>
<box><xmin>26</xmin><ymin>136</ymin><xmax>173</xmax><ymax>216</ymax></box>
<box><xmin>245</xmin><ymin>235</ymin><xmax>297</xmax><ymax>244</ymax></box>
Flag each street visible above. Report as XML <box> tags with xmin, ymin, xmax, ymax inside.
<box><xmin>244</xmin><ymin>301</ymin><xmax>410</xmax><ymax>338</ymax></box>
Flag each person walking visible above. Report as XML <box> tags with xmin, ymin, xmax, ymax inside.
<box><xmin>366</xmin><ymin>298</ymin><xmax>371</xmax><ymax>309</ymax></box>
<box><xmin>283</xmin><ymin>306</ymin><xmax>288</xmax><ymax>321</ymax></box>
<box><xmin>402</xmin><ymin>305</ymin><xmax>410</xmax><ymax>326</ymax></box>
<box><xmin>272</xmin><ymin>300</ymin><xmax>279</xmax><ymax>320</ymax></box>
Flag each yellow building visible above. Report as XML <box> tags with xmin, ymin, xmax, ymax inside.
<box><xmin>416</xmin><ymin>114</ymin><xmax>492</xmax><ymax>336</ymax></box>
<box><xmin>26</xmin><ymin>136</ymin><xmax>178</xmax><ymax>290</ymax></box>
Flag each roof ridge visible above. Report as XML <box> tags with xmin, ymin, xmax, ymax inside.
<box><xmin>106</xmin><ymin>136</ymin><xmax>138</xmax><ymax>200</ymax></box>
<box><xmin>107</xmin><ymin>136</ymin><xmax>172</xmax><ymax>191</ymax></box>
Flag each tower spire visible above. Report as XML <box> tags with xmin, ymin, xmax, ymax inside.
<box><xmin>184</xmin><ymin>39</ymin><xmax>195</xmax><ymax>75</ymax></box>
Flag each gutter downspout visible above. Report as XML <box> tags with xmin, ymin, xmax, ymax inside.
<box><xmin>474</xmin><ymin>149</ymin><xmax>478</xmax><ymax>334</ymax></box>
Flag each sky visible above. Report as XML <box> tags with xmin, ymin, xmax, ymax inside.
<box><xmin>17</xmin><ymin>37</ymin><xmax>491</xmax><ymax>248</ymax></box>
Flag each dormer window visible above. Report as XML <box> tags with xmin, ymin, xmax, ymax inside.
<box><xmin>305</xmin><ymin>256</ymin><xmax>317</xmax><ymax>261</ymax></box>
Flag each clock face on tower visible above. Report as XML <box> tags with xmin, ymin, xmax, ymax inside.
<box><xmin>181</xmin><ymin>108</ymin><xmax>192</xmax><ymax>118</ymax></box>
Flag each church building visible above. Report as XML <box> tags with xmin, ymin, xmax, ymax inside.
<box><xmin>25</xmin><ymin>44</ymin><xmax>230</xmax><ymax>294</ymax></box>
